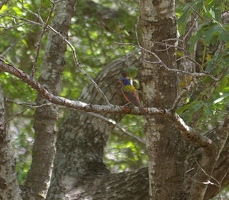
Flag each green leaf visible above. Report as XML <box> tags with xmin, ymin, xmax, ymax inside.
<box><xmin>215</xmin><ymin>75</ymin><xmax>229</xmax><ymax>93</ymax></box>
<box><xmin>177</xmin><ymin>6</ymin><xmax>191</xmax><ymax>35</ymax></box>
<box><xmin>219</xmin><ymin>28</ymin><xmax>229</xmax><ymax>42</ymax></box>
<box><xmin>204</xmin><ymin>103</ymin><xmax>213</xmax><ymax>115</ymax></box>
<box><xmin>192</xmin><ymin>102</ymin><xmax>203</xmax><ymax>111</ymax></box>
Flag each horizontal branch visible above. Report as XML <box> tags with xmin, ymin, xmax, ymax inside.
<box><xmin>0</xmin><ymin>56</ymin><xmax>161</xmax><ymax>114</ymax></box>
<box><xmin>0</xmin><ymin>56</ymin><xmax>215</xmax><ymax>152</ymax></box>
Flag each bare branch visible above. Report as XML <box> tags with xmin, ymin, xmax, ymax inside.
<box><xmin>31</xmin><ymin>1</ymin><xmax>55</xmax><ymax>77</ymax></box>
<box><xmin>164</xmin><ymin>109</ymin><xmax>216</xmax><ymax>152</ymax></box>
<box><xmin>0</xmin><ymin>56</ymin><xmax>217</xmax><ymax>151</ymax></box>
<box><xmin>141</xmin><ymin>46</ymin><xmax>219</xmax><ymax>81</ymax></box>
<box><xmin>0</xmin><ymin>56</ymin><xmax>137</xmax><ymax>114</ymax></box>
<box><xmin>172</xmin><ymin>78</ymin><xmax>197</xmax><ymax>111</ymax></box>
<box><xmin>135</xmin><ymin>17</ymin><xmax>219</xmax><ymax>81</ymax></box>
<box><xmin>6</xmin><ymin>99</ymin><xmax>52</xmax><ymax>108</ymax></box>
<box><xmin>2</xmin><ymin>6</ymin><xmax>111</xmax><ymax>105</ymax></box>
<box><xmin>46</xmin><ymin>25</ymin><xmax>111</xmax><ymax>105</ymax></box>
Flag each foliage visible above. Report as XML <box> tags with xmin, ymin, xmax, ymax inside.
<box><xmin>105</xmin><ymin>115</ymin><xmax>147</xmax><ymax>171</ymax></box>
<box><xmin>177</xmin><ymin>0</ymin><xmax>229</xmax><ymax>134</ymax></box>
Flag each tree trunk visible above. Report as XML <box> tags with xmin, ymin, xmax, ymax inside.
<box><xmin>140</xmin><ymin>0</ymin><xmax>187</xmax><ymax>199</ymax></box>
<box><xmin>25</xmin><ymin>0</ymin><xmax>77</xmax><ymax>198</ymax></box>
<box><xmin>0</xmin><ymin>84</ymin><xmax>22</xmax><ymax>200</ymax></box>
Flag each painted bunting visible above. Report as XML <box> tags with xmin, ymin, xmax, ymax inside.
<box><xmin>120</xmin><ymin>78</ymin><xmax>147</xmax><ymax>115</ymax></box>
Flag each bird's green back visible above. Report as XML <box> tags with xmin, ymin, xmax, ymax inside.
<box><xmin>123</xmin><ymin>85</ymin><xmax>136</xmax><ymax>92</ymax></box>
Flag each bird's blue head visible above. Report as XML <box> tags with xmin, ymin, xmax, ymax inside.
<box><xmin>121</xmin><ymin>78</ymin><xmax>131</xmax><ymax>86</ymax></box>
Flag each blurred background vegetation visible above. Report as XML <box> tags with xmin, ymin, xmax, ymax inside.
<box><xmin>1</xmin><ymin>0</ymin><xmax>229</xmax><ymax>198</ymax></box>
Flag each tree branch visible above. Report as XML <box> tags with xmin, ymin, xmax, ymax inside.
<box><xmin>167</xmin><ymin>110</ymin><xmax>215</xmax><ymax>152</ymax></box>
<box><xmin>0</xmin><ymin>56</ymin><xmax>154</xmax><ymax>115</ymax></box>
<box><xmin>66</xmin><ymin>167</ymin><xmax>149</xmax><ymax>200</ymax></box>
<box><xmin>0</xmin><ymin>56</ymin><xmax>216</xmax><ymax>152</ymax></box>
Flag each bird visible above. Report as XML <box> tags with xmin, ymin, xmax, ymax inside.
<box><xmin>120</xmin><ymin>78</ymin><xmax>147</xmax><ymax>115</ymax></box>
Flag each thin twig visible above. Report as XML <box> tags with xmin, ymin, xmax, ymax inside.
<box><xmin>172</xmin><ymin>80</ymin><xmax>196</xmax><ymax>111</ymax></box>
<box><xmin>31</xmin><ymin>1</ymin><xmax>55</xmax><ymax>78</ymax></box>
<box><xmin>1</xmin><ymin>34</ymin><xmax>27</xmax><ymax>55</ymax></box>
<box><xmin>196</xmin><ymin>160</ymin><xmax>221</xmax><ymax>188</ymax></box>
<box><xmin>10</xmin><ymin>6</ymin><xmax>111</xmax><ymax>105</ymax></box>
<box><xmin>47</xmin><ymin>25</ymin><xmax>111</xmax><ymax>105</ymax></box>
<box><xmin>89</xmin><ymin>112</ymin><xmax>145</xmax><ymax>145</ymax></box>
<box><xmin>6</xmin><ymin>99</ymin><xmax>52</xmax><ymax>108</ymax></box>
<box><xmin>135</xmin><ymin>16</ymin><xmax>219</xmax><ymax>81</ymax></box>
<box><xmin>6</xmin><ymin>109</ymin><xmax>29</xmax><ymax>123</ymax></box>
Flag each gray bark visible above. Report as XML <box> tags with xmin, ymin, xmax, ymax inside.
<box><xmin>0</xmin><ymin>84</ymin><xmax>22</xmax><ymax>200</ymax></box>
<box><xmin>140</xmin><ymin>0</ymin><xmax>187</xmax><ymax>199</ymax></box>
<box><xmin>25</xmin><ymin>0</ymin><xmax>77</xmax><ymax>199</ymax></box>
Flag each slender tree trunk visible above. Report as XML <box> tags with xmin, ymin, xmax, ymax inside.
<box><xmin>0</xmin><ymin>84</ymin><xmax>22</xmax><ymax>200</ymax></box>
<box><xmin>140</xmin><ymin>0</ymin><xmax>187</xmax><ymax>199</ymax></box>
<box><xmin>25</xmin><ymin>0</ymin><xmax>77</xmax><ymax>198</ymax></box>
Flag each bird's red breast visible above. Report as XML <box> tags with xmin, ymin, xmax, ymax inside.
<box><xmin>120</xmin><ymin>78</ymin><xmax>147</xmax><ymax>115</ymax></box>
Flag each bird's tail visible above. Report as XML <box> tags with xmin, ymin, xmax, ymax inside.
<box><xmin>138</xmin><ymin>104</ymin><xmax>147</xmax><ymax>116</ymax></box>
